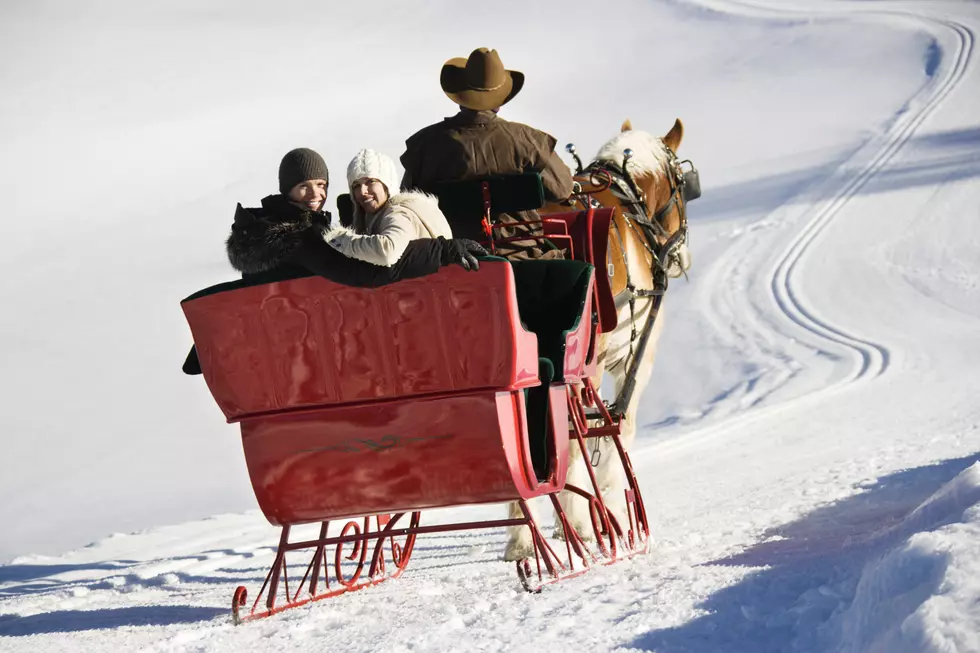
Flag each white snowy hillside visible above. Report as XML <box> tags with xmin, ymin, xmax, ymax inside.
<box><xmin>2</xmin><ymin>0</ymin><xmax>979</xmax><ymax>650</ymax></box>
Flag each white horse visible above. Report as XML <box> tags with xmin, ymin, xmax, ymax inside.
<box><xmin>504</xmin><ymin>119</ymin><xmax>692</xmax><ymax>561</ymax></box>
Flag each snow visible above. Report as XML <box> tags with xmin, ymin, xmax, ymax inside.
<box><xmin>834</xmin><ymin>464</ymin><xmax>980</xmax><ymax>653</ymax></box>
<box><xmin>2</xmin><ymin>0</ymin><xmax>980</xmax><ymax>650</ymax></box>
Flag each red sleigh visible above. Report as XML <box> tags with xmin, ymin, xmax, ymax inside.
<box><xmin>182</xmin><ymin>179</ymin><xmax>647</xmax><ymax>623</ymax></box>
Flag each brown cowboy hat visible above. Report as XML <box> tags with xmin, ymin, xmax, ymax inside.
<box><xmin>440</xmin><ymin>48</ymin><xmax>525</xmax><ymax>111</ymax></box>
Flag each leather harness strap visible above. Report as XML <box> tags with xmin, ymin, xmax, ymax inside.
<box><xmin>574</xmin><ymin>161</ymin><xmax>676</xmax><ymax>419</ymax></box>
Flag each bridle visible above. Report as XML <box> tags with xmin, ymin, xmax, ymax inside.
<box><xmin>569</xmin><ymin>144</ymin><xmax>700</xmax><ymax>288</ymax></box>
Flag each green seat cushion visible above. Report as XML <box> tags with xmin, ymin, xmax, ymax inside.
<box><xmin>524</xmin><ymin>357</ymin><xmax>556</xmax><ymax>481</ymax></box>
<box><xmin>511</xmin><ymin>260</ymin><xmax>594</xmax><ymax>379</ymax></box>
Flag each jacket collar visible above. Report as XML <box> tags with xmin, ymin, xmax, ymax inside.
<box><xmin>448</xmin><ymin>109</ymin><xmax>498</xmax><ymax>126</ymax></box>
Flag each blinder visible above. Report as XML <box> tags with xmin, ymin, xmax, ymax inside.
<box><xmin>675</xmin><ymin>159</ymin><xmax>701</xmax><ymax>203</ymax></box>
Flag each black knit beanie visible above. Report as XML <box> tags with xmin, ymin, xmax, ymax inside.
<box><xmin>278</xmin><ymin>148</ymin><xmax>329</xmax><ymax>194</ymax></box>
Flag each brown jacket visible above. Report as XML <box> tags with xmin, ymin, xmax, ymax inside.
<box><xmin>400</xmin><ymin>110</ymin><xmax>574</xmax><ymax>259</ymax></box>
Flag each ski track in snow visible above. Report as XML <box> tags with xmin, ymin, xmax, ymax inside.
<box><xmin>770</xmin><ymin>12</ymin><xmax>972</xmax><ymax>385</ymax></box>
<box><xmin>660</xmin><ymin>0</ymin><xmax>976</xmax><ymax>429</ymax></box>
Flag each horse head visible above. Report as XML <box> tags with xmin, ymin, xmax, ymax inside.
<box><xmin>594</xmin><ymin>118</ymin><xmax>695</xmax><ymax>278</ymax></box>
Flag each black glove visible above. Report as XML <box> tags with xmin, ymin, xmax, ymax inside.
<box><xmin>440</xmin><ymin>238</ymin><xmax>488</xmax><ymax>271</ymax></box>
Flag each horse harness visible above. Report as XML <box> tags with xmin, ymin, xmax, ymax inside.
<box><xmin>569</xmin><ymin>147</ymin><xmax>700</xmax><ymax>424</ymax></box>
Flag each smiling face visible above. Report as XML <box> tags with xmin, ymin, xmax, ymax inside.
<box><xmin>287</xmin><ymin>179</ymin><xmax>327</xmax><ymax>211</ymax></box>
<box><xmin>351</xmin><ymin>178</ymin><xmax>389</xmax><ymax>214</ymax></box>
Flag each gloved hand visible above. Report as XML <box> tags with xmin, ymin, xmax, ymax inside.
<box><xmin>440</xmin><ymin>238</ymin><xmax>488</xmax><ymax>271</ymax></box>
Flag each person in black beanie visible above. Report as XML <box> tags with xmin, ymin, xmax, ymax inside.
<box><xmin>278</xmin><ymin>147</ymin><xmax>330</xmax><ymax>211</ymax></box>
<box><xmin>226</xmin><ymin>147</ymin><xmax>487</xmax><ymax>286</ymax></box>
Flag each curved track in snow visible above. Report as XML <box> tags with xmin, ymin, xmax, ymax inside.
<box><xmin>768</xmin><ymin>8</ymin><xmax>974</xmax><ymax>384</ymax></box>
<box><xmin>688</xmin><ymin>0</ymin><xmax>976</xmax><ymax>411</ymax></box>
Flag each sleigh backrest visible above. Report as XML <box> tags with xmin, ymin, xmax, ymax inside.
<box><xmin>181</xmin><ymin>262</ymin><xmax>539</xmax><ymax>423</ymax></box>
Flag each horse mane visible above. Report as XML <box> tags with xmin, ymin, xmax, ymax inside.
<box><xmin>594</xmin><ymin>129</ymin><xmax>670</xmax><ymax>181</ymax></box>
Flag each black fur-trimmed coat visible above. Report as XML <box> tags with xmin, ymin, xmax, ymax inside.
<box><xmin>226</xmin><ymin>194</ymin><xmax>447</xmax><ymax>287</ymax></box>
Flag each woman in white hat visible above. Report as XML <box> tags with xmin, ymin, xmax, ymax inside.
<box><xmin>322</xmin><ymin>149</ymin><xmax>453</xmax><ymax>266</ymax></box>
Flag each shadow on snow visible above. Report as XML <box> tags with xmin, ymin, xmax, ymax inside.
<box><xmin>0</xmin><ymin>605</ymin><xmax>227</xmax><ymax>636</ymax></box>
<box><xmin>629</xmin><ymin>452</ymin><xmax>980</xmax><ymax>653</ymax></box>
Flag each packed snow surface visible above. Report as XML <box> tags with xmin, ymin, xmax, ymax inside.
<box><xmin>1</xmin><ymin>0</ymin><xmax>979</xmax><ymax>650</ymax></box>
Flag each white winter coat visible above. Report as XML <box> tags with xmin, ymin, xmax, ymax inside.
<box><xmin>322</xmin><ymin>191</ymin><xmax>453</xmax><ymax>266</ymax></box>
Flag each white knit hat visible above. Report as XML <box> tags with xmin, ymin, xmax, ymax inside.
<box><xmin>346</xmin><ymin>149</ymin><xmax>400</xmax><ymax>196</ymax></box>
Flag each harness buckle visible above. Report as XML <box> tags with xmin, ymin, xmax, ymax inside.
<box><xmin>590</xmin><ymin>439</ymin><xmax>602</xmax><ymax>467</ymax></box>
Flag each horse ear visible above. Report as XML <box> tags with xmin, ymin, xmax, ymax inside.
<box><xmin>664</xmin><ymin>118</ymin><xmax>684</xmax><ymax>151</ymax></box>
<box><xmin>621</xmin><ymin>119</ymin><xmax>633</xmax><ymax>132</ymax></box>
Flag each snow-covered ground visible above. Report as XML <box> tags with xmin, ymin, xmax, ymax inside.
<box><xmin>2</xmin><ymin>0</ymin><xmax>979</xmax><ymax>651</ymax></box>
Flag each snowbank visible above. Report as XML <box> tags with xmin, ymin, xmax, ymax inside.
<box><xmin>836</xmin><ymin>463</ymin><xmax>980</xmax><ymax>653</ymax></box>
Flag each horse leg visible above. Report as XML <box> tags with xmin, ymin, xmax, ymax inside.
<box><xmin>503</xmin><ymin>498</ymin><xmax>539</xmax><ymax>561</ymax></box>
<box><xmin>597</xmin><ymin>305</ymin><xmax>666</xmax><ymax>533</ymax></box>
<box><xmin>553</xmin><ymin>337</ymin><xmax>612</xmax><ymax>543</ymax></box>
<box><xmin>554</xmin><ymin>441</ymin><xmax>595</xmax><ymax>540</ymax></box>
